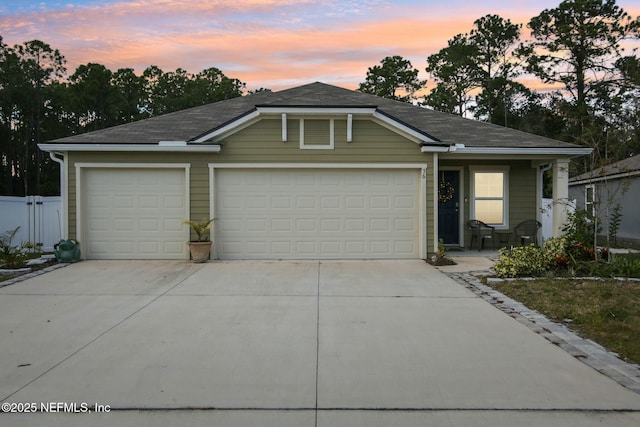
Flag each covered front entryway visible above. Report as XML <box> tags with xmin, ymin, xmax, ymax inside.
<box><xmin>78</xmin><ymin>165</ymin><xmax>189</xmax><ymax>259</ymax></box>
<box><xmin>212</xmin><ymin>167</ymin><xmax>424</xmax><ymax>259</ymax></box>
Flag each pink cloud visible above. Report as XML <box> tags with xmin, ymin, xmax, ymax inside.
<box><xmin>1</xmin><ymin>0</ymin><xmax>638</xmax><ymax>92</ymax></box>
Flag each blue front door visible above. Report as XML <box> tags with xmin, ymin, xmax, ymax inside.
<box><xmin>438</xmin><ymin>170</ymin><xmax>460</xmax><ymax>245</ymax></box>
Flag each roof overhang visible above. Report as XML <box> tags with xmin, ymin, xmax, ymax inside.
<box><xmin>257</xmin><ymin>106</ymin><xmax>378</xmax><ymax>115</ymax></box>
<box><xmin>427</xmin><ymin>146</ymin><xmax>593</xmax><ymax>156</ymax></box>
<box><xmin>38</xmin><ymin>143</ymin><xmax>221</xmax><ymax>153</ymax></box>
<box><xmin>570</xmin><ymin>169</ymin><xmax>640</xmax><ymax>185</ymax></box>
<box><xmin>371</xmin><ymin>110</ymin><xmax>439</xmax><ymax>144</ymax></box>
<box><xmin>192</xmin><ymin>110</ymin><xmax>261</xmax><ymax>143</ymax></box>
<box><xmin>192</xmin><ymin>106</ymin><xmax>441</xmax><ymax>145</ymax></box>
<box><xmin>420</xmin><ymin>143</ymin><xmax>465</xmax><ymax>153</ymax></box>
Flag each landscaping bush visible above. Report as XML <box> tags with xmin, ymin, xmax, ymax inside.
<box><xmin>492</xmin><ymin>213</ymin><xmax>638</xmax><ymax>279</ymax></box>
<box><xmin>493</xmin><ymin>245</ymin><xmax>549</xmax><ymax>278</ymax></box>
<box><xmin>0</xmin><ymin>227</ymin><xmax>29</xmax><ymax>269</ymax></box>
<box><xmin>542</xmin><ymin>237</ymin><xmax>570</xmax><ymax>270</ymax></box>
<box><xmin>493</xmin><ymin>237</ymin><xmax>570</xmax><ymax>278</ymax></box>
<box><xmin>611</xmin><ymin>257</ymin><xmax>640</xmax><ymax>278</ymax></box>
<box><xmin>561</xmin><ymin>209</ymin><xmax>612</xmax><ymax>263</ymax></box>
<box><xmin>573</xmin><ymin>260</ymin><xmax>614</xmax><ymax>277</ymax></box>
<box><xmin>562</xmin><ymin>209</ymin><xmax>599</xmax><ymax>250</ymax></box>
<box><xmin>428</xmin><ymin>238</ymin><xmax>456</xmax><ymax>266</ymax></box>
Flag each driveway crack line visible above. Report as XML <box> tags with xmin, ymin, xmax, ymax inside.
<box><xmin>315</xmin><ymin>260</ymin><xmax>321</xmax><ymax>427</ymax></box>
<box><xmin>1</xmin><ymin>264</ymin><xmax>205</xmax><ymax>402</ymax></box>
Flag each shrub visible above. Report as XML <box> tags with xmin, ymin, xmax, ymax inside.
<box><xmin>428</xmin><ymin>238</ymin><xmax>456</xmax><ymax>266</ymax></box>
<box><xmin>611</xmin><ymin>257</ymin><xmax>640</xmax><ymax>278</ymax></box>
<box><xmin>542</xmin><ymin>237</ymin><xmax>569</xmax><ymax>268</ymax></box>
<box><xmin>492</xmin><ymin>222</ymin><xmax>639</xmax><ymax>279</ymax></box>
<box><xmin>0</xmin><ymin>227</ymin><xmax>29</xmax><ymax>269</ymax></box>
<box><xmin>493</xmin><ymin>245</ymin><xmax>549</xmax><ymax>278</ymax></box>
<box><xmin>563</xmin><ymin>209</ymin><xmax>611</xmax><ymax>262</ymax></box>
<box><xmin>608</xmin><ymin>204</ymin><xmax>623</xmax><ymax>246</ymax></box>
<box><xmin>562</xmin><ymin>209</ymin><xmax>600</xmax><ymax>249</ymax></box>
<box><xmin>494</xmin><ymin>237</ymin><xmax>587</xmax><ymax>278</ymax></box>
<box><xmin>573</xmin><ymin>260</ymin><xmax>614</xmax><ymax>278</ymax></box>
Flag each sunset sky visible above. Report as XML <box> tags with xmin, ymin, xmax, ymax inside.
<box><xmin>1</xmin><ymin>0</ymin><xmax>639</xmax><ymax>92</ymax></box>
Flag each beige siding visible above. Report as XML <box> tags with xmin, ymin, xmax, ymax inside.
<box><xmin>65</xmin><ymin>118</ymin><xmax>434</xmax><ymax>253</ymax></box>
<box><xmin>217</xmin><ymin>118</ymin><xmax>425</xmax><ymax>163</ymax></box>
<box><xmin>508</xmin><ymin>162</ymin><xmax>538</xmax><ymax>230</ymax></box>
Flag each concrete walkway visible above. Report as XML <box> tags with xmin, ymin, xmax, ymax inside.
<box><xmin>1</xmin><ymin>260</ymin><xmax>639</xmax><ymax>426</ymax></box>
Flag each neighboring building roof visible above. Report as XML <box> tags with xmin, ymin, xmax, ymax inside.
<box><xmin>570</xmin><ymin>154</ymin><xmax>640</xmax><ymax>184</ymax></box>
<box><xmin>47</xmin><ymin>82</ymin><xmax>584</xmax><ymax>151</ymax></box>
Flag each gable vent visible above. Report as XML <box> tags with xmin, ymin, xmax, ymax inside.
<box><xmin>305</xmin><ymin>120</ymin><xmax>330</xmax><ymax>144</ymax></box>
<box><xmin>300</xmin><ymin>119</ymin><xmax>335</xmax><ymax>150</ymax></box>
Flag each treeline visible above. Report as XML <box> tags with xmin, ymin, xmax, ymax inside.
<box><xmin>1</xmin><ymin>0</ymin><xmax>639</xmax><ymax>196</ymax></box>
<box><xmin>0</xmin><ymin>38</ymin><xmax>248</xmax><ymax>196</ymax></box>
<box><xmin>359</xmin><ymin>0</ymin><xmax>640</xmax><ymax>175</ymax></box>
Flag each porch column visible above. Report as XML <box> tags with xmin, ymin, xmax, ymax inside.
<box><xmin>552</xmin><ymin>158</ymin><xmax>570</xmax><ymax>237</ymax></box>
<box><xmin>432</xmin><ymin>153</ymin><xmax>439</xmax><ymax>254</ymax></box>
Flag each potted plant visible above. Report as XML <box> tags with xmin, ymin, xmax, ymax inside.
<box><xmin>184</xmin><ymin>219</ymin><xmax>214</xmax><ymax>263</ymax></box>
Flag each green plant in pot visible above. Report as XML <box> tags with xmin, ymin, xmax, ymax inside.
<box><xmin>184</xmin><ymin>219</ymin><xmax>214</xmax><ymax>263</ymax></box>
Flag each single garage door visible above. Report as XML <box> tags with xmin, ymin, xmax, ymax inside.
<box><xmin>215</xmin><ymin>169</ymin><xmax>420</xmax><ymax>259</ymax></box>
<box><xmin>82</xmin><ymin>168</ymin><xmax>187</xmax><ymax>259</ymax></box>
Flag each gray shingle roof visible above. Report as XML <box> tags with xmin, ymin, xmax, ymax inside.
<box><xmin>50</xmin><ymin>82</ymin><xmax>582</xmax><ymax>149</ymax></box>
<box><xmin>570</xmin><ymin>154</ymin><xmax>640</xmax><ymax>182</ymax></box>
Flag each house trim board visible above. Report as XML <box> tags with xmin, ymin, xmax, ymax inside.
<box><xmin>39</xmin><ymin>143</ymin><xmax>221</xmax><ymax>153</ymax></box>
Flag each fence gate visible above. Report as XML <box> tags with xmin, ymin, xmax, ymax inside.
<box><xmin>0</xmin><ymin>196</ymin><xmax>63</xmax><ymax>252</ymax></box>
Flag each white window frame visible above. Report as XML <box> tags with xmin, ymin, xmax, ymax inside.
<box><xmin>585</xmin><ymin>184</ymin><xmax>596</xmax><ymax>216</ymax></box>
<box><xmin>470</xmin><ymin>166</ymin><xmax>509</xmax><ymax>228</ymax></box>
<box><xmin>299</xmin><ymin>118</ymin><xmax>335</xmax><ymax>150</ymax></box>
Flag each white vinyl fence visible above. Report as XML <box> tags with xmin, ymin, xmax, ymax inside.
<box><xmin>540</xmin><ymin>198</ymin><xmax>554</xmax><ymax>243</ymax></box>
<box><xmin>0</xmin><ymin>196</ymin><xmax>63</xmax><ymax>252</ymax></box>
<box><xmin>540</xmin><ymin>198</ymin><xmax>576</xmax><ymax>243</ymax></box>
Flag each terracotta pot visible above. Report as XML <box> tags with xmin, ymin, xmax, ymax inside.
<box><xmin>187</xmin><ymin>241</ymin><xmax>212</xmax><ymax>263</ymax></box>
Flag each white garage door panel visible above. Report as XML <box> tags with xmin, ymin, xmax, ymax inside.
<box><xmin>215</xmin><ymin>169</ymin><xmax>420</xmax><ymax>260</ymax></box>
<box><xmin>83</xmin><ymin>168</ymin><xmax>186</xmax><ymax>260</ymax></box>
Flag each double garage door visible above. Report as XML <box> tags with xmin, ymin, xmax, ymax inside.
<box><xmin>81</xmin><ymin>167</ymin><xmax>421</xmax><ymax>260</ymax></box>
<box><xmin>215</xmin><ymin>169</ymin><xmax>420</xmax><ymax>260</ymax></box>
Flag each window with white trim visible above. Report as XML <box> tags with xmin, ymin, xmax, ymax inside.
<box><xmin>585</xmin><ymin>184</ymin><xmax>595</xmax><ymax>216</ymax></box>
<box><xmin>470</xmin><ymin>167</ymin><xmax>509</xmax><ymax>227</ymax></box>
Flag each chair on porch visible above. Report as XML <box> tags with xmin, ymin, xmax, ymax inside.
<box><xmin>467</xmin><ymin>220</ymin><xmax>495</xmax><ymax>251</ymax></box>
<box><xmin>514</xmin><ymin>220</ymin><xmax>542</xmax><ymax>246</ymax></box>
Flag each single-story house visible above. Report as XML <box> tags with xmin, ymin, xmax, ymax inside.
<box><xmin>39</xmin><ymin>82</ymin><xmax>591</xmax><ymax>260</ymax></box>
<box><xmin>569</xmin><ymin>154</ymin><xmax>640</xmax><ymax>247</ymax></box>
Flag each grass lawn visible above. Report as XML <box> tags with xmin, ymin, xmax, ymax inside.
<box><xmin>487</xmin><ymin>277</ymin><xmax>640</xmax><ymax>364</ymax></box>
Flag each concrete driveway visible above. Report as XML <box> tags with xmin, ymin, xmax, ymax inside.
<box><xmin>1</xmin><ymin>260</ymin><xmax>639</xmax><ymax>426</ymax></box>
